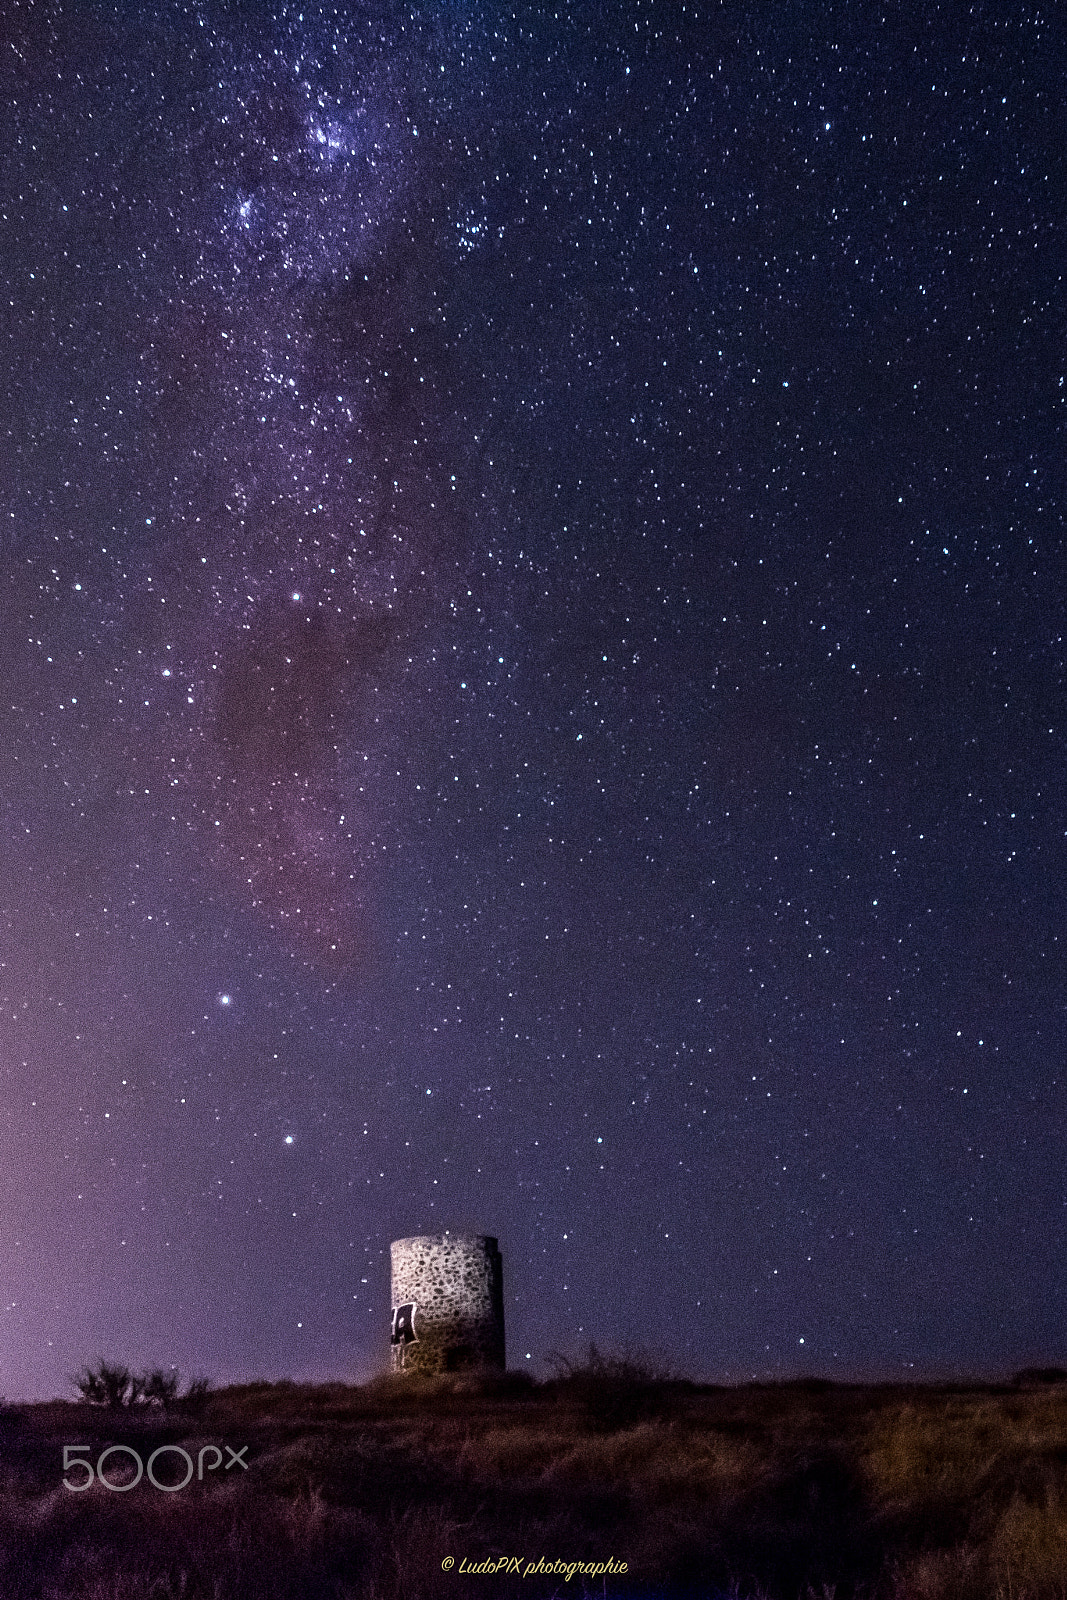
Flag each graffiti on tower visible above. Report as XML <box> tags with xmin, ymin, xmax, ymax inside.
<box><xmin>391</xmin><ymin>1302</ymin><xmax>418</xmax><ymax>1345</ymax></box>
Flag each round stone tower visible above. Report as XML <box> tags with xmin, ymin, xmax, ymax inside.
<box><xmin>390</xmin><ymin>1234</ymin><xmax>505</xmax><ymax>1374</ymax></box>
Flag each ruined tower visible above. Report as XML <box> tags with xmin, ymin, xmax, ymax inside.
<box><xmin>390</xmin><ymin>1234</ymin><xmax>505</xmax><ymax>1374</ymax></box>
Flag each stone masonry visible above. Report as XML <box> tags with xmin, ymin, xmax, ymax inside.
<box><xmin>390</xmin><ymin>1234</ymin><xmax>505</xmax><ymax>1374</ymax></box>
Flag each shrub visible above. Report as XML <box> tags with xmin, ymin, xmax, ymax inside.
<box><xmin>71</xmin><ymin>1362</ymin><xmax>136</xmax><ymax>1408</ymax></box>
<box><xmin>71</xmin><ymin>1364</ymin><xmax>208</xmax><ymax>1411</ymax></box>
<box><xmin>181</xmin><ymin>1376</ymin><xmax>212</xmax><ymax>1411</ymax></box>
<box><xmin>544</xmin><ymin>1342</ymin><xmax>683</xmax><ymax>1431</ymax></box>
<box><xmin>140</xmin><ymin>1369</ymin><xmax>180</xmax><ymax>1407</ymax></box>
<box><xmin>1013</xmin><ymin>1367</ymin><xmax>1067</xmax><ymax>1387</ymax></box>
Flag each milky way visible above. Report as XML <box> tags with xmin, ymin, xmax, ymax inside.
<box><xmin>0</xmin><ymin>4</ymin><xmax>1064</xmax><ymax>1398</ymax></box>
<box><xmin>121</xmin><ymin>29</ymin><xmax>453</xmax><ymax>958</ymax></box>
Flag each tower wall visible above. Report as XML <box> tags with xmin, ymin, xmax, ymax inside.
<box><xmin>390</xmin><ymin>1234</ymin><xmax>505</xmax><ymax>1374</ymax></box>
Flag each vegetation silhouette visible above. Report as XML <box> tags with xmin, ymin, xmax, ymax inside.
<box><xmin>0</xmin><ymin>1354</ymin><xmax>1059</xmax><ymax>1597</ymax></box>
<box><xmin>71</xmin><ymin>1362</ymin><xmax>212</xmax><ymax>1412</ymax></box>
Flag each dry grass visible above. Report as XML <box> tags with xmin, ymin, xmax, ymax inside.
<box><xmin>0</xmin><ymin>1371</ymin><xmax>1066</xmax><ymax>1597</ymax></box>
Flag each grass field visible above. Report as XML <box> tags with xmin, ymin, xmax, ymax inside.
<box><xmin>1</xmin><ymin>1360</ymin><xmax>1066</xmax><ymax>1598</ymax></box>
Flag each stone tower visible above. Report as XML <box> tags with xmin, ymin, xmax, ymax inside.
<box><xmin>390</xmin><ymin>1234</ymin><xmax>505</xmax><ymax>1374</ymax></box>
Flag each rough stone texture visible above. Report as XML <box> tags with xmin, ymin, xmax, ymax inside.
<box><xmin>390</xmin><ymin>1234</ymin><xmax>505</xmax><ymax>1374</ymax></box>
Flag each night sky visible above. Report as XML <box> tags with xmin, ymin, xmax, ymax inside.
<box><xmin>0</xmin><ymin>1</ymin><xmax>1063</xmax><ymax>1402</ymax></box>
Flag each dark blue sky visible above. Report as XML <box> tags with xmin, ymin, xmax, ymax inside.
<box><xmin>0</xmin><ymin>1</ymin><xmax>1063</xmax><ymax>1398</ymax></box>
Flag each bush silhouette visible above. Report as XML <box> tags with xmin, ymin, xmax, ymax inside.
<box><xmin>71</xmin><ymin>1362</ymin><xmax>207</xmax><ymax>1409</ymax></box>
<box><xmin>72</xmin><ymin>1360</ymin><xmax>136</xmax><ymax>1407</ymax></box>
<box><xmin>140</xmin><ymin>1368</ymin><xmax>180</xmax><ymax>1406</ymax></box>
<box><xmin>545</xmin><ymin>1342</ymin><xmax>684</xmax><ymax>1431</ymax></box>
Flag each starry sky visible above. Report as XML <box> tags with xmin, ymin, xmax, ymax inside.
<box><xmin>0</xmin><ymin>1</ymin><xmax>1063</xmax><ymax>1401</ymax></box>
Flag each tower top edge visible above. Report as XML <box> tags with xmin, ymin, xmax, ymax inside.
<box><xmin>391</xmin><ymin>1234</ymin><xmax>499</xmax><ymax>1251</ymax></box>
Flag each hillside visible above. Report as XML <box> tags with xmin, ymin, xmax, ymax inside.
<box><xmin>1</xmin><ymin>1364</ymin><xmax>1066</xmax><ymax>1597</ymax></box>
